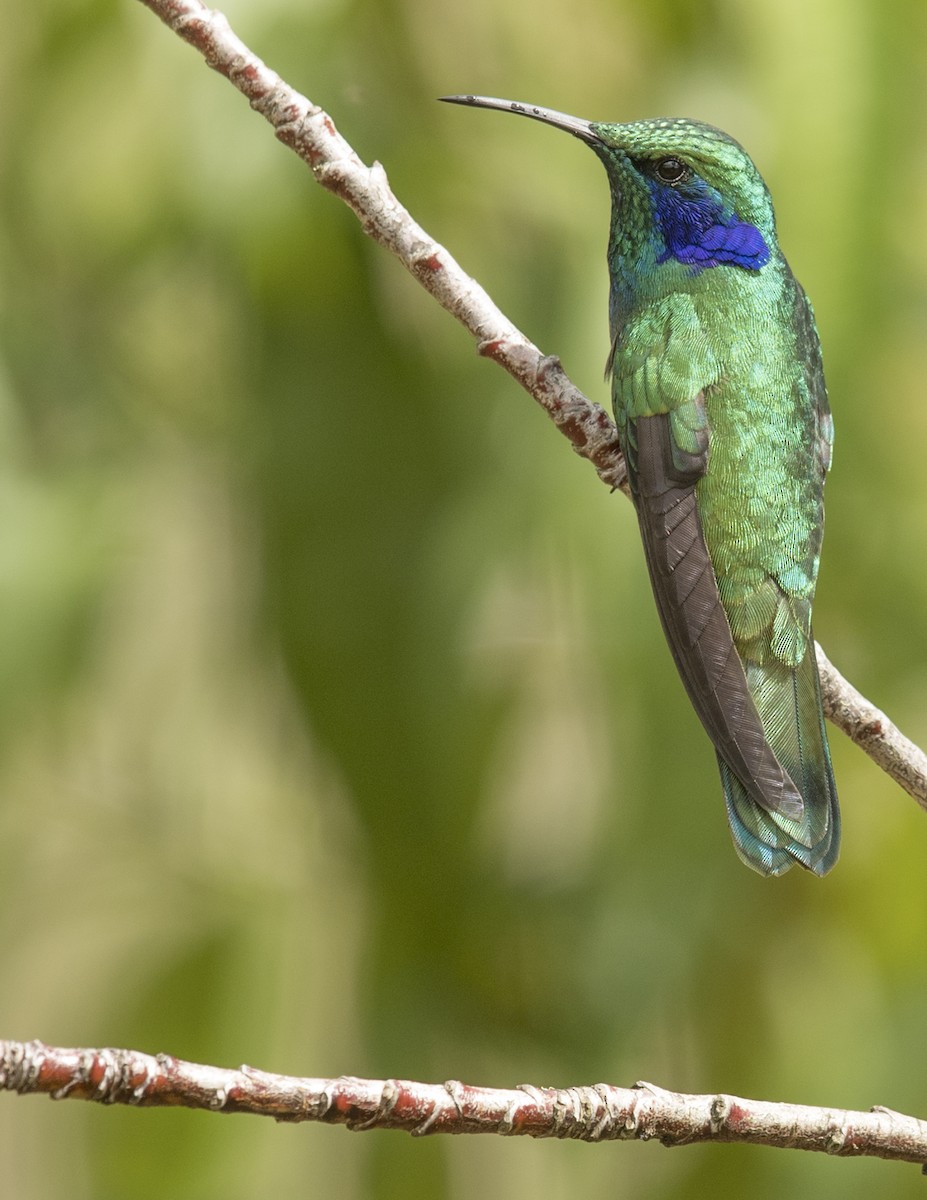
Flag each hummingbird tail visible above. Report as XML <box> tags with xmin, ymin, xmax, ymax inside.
<box><xmin>719</xmin><ymin>643</ymin><xmax>839</xmax><ymax>877</ymax></box>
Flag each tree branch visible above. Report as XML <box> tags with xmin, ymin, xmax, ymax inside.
<box><xmin>134</xmin><ymin>0</ymin><xmax>927</xmax><ymax>803</ymax></box>
<box><xmin>817</xmin><ymin>644</ymin><xmax>927</xmax><ymax>811</ymax></box>
<box><xmin>2</xmin><ymin>1040</ymin><xmax>926</xmax><ymax>1168</ymax></box>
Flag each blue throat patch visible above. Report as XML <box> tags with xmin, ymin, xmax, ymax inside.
<box><xmin>650</xmin><ymin>180</ymin><xmax>769</xmax><ymax>272</ymax></box>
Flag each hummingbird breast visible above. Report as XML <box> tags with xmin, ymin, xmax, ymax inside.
<box><xmin>693</xmin><ymin>264</ymin><xmax>826</xmax><ymax>670</ymax></box>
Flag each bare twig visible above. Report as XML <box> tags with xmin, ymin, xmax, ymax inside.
<box><xmin>817</xmin><ymin>644</ymin><xmax>927</xmax><ymax>811</ymax></box>
<box><xmin>2</xmin><ymin>1040</ymin><xmax>926</xmax><ymax>1168</ymax></box>
<box><xmin>134</xmin><ymin>0</ymin><xmax>926</xmax><ymax>802</ymax></box>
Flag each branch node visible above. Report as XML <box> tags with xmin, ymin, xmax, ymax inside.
<box><xmin>826</xmin><ymin>1116</ymin><xmax>850</xmax><ymax>1154</ymax></box>
<box><xmin>1</xmin><ymin>1039</ymin><xmax>44</xmax><ymax>1094</ymax></box>
<box><xmin>94</xmin><ymin>1048</ymin><xmax>131</xmax><ymax>1105</ymax></box>
<box><xmin>710</xmin><ymin>1094</ymin><xmax>732</xmax><ymax>1134</ymax></box>
<box><xmin>411</xmin><ymin>1099</ymin><xmax>441</xmax><ymax>1137</ymax></box>
<box><xmin>498</xmin><ymin>1096</ymin><xmax>520</xmax><ymax>1135</ymax></box>
<box><xmin>537</xmin><ymin>353</ymin><xmax>564</xmax><ymax>383</ymax></box>
<box><xmin>624</xmin><ymin>1086</ymin><xmax>649</xmax><ymax>1138</ymax></box>
<box><xmin>350</xmin><ymin>1077</ymin><xmax>399</xmax><ymax>1131</ymax></box>
<box><xmin>570</xmin><ymin>1085</ymin><xmax>607</xmax><ymax>1140</ymax></box>
<box><xmin>443</xmin><ymin>1079</ymin><xmax>465</xmax><ymax>1118</ymax></box>
<box><xmin>312</xmin><ymin>1079</ymin><xmax>335</xmax><ymax>1119</ymax></box>
<box><xmin>591</xmin><ymin>1083</ymin><xmax>621</xmax><ymax>1141</ymax></box>
<box><xmin>550</xmin><ymin>1088</ymin><xmax>575</xmax><ymax>1136</ymax></box>
<box><xmin>633</xmin><ymin>1079</ymin><xmax>669</xmax><ymax>1098</ymax></box>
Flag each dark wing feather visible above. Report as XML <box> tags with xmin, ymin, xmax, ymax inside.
<box><xmin>632</xmin><ymin>411</ymin><xmax>805</xmax><ymax>821</ymax></box>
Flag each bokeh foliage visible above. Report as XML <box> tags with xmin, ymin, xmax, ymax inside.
<box><xmin>2</xmin><ymin>0</ymin><xmax>927</xmax><ymax>1196</ymax></box>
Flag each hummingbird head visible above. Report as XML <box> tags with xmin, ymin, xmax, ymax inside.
<box><xmin>588</xmin><ymin>116</ymin><xmax>775</xmax><ymax>271</ymax></box>
<box><xmin>441</xmin><ymin>97</ymin><xmax>777</xmax><ymax>299</ymax></box>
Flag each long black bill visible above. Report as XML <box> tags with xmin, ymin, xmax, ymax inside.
<box><xmin>439</xmin><ymin>95</ymin><xmax>601</xmax><ymax>145</ymax></box>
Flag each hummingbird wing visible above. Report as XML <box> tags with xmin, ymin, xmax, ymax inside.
<box><xmin>712</xmin><ymin>282</ymin><xmax>838</xmax><ymax>874</ymax></box>
<box><xmin>626</xmin><ymin>406</ymin><xmax>806</xmax><ymax>823</ymax></box>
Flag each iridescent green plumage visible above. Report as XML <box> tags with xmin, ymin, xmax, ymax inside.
<box><xmin>443</xmin><ymin>97</ymin><xmax>839</xmax><ymax>875</ymax></box>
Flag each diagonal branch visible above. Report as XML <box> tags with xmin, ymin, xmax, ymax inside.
<box><xmin>2</xmin><ymin>1040</ymin><xmax>927</xmax><ymax>1168</ymax></box>
<box><xmin>135</xmin><ymin>0</ymin><xmax>927</xmax><ymax>809</ymax></box>
<box><xmin>137</xmin><ymin>0</ymin><xmax>626</xmax><ymax>494</ymax></box>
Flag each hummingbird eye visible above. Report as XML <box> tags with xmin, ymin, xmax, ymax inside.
<box><xmin>653</xmin><ymin>156</ymin><xmax>690</xmax><ymax>185</ymax></box>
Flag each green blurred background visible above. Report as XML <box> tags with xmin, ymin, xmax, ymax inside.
<box><xmin>2</xmin><ymin>0</ymin><xmax>927</xmax><ymax>1196</ymax></box>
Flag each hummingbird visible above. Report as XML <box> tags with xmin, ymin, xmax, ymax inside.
<box><xmin>441</xmin><ymin>95</ymin><xmax>839</xmax><ymax>876</ymax></box>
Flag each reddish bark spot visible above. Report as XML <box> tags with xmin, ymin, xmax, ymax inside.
<box><xmin>420</xmin><ymin>253</ymin><xmax>442</xmax><ymax>272</ymax></box>
<box><xmin>322</xmin><ymin>116</ymin><xmax>336</xmax><ymax>137</ymax></box>
<box><xmin>558</xmin><ymin>415</ymin><xmax>588</xmax><ymax>448</ymax></box>
<box><xmin>322</xmin><ymin>172</ymin><xmax>351</xmax><ymax>200</ymax></box>
<box><xmin>478</xmin><ymin>339</ymin><xmax>505</xmax><ymax>359</ymax></box>
<box><xmin>726</xmin><ymin>1103</ymin><xmax>747</xmax><ymax>1127</ymax></box>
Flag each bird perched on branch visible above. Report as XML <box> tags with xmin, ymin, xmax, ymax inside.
<box><xmin>442</xmin><ymin>95</ymin><xmax>838</xmax><ymax>876</ymax></box>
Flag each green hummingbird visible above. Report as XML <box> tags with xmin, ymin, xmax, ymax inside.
<box><xmin>442</xmin><ymin>95</ymin><xmax>839</xmax><ymax>876</ymax></box>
